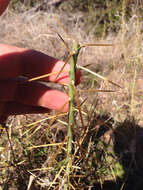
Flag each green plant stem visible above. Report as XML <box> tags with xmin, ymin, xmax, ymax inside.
<box><xmin>64</xmin><ymin>42</ymin><xmax>80</xmax><ymax>190</ymax></box>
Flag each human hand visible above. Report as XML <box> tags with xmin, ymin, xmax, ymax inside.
<box><xmin>0</xmin><ymin>44</ymin><xmax>81</xmax><ymax>121</ymax></box>
<box><xmin>0</xmin><ymin>1</ymin><xmax>81</xmax><ymax>122</ymax></box>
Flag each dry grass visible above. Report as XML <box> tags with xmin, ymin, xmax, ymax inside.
<box><xmin>0</xmin><ymin>3</ymin><xmax>143</xmax><ymax>190</ymax></box>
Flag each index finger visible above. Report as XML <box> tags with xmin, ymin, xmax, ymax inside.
<box><xmin>0</xmin><ymin>44</ymin><xmax>81</xmax><ymax>84</ymax></box>
<box><xmin>0</xmin><ymin>0</ymin><xmax>10</xmax><ymax>16</ymax></box>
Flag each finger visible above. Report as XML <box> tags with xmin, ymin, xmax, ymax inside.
<box><xmin>0</xmin><ymin>78</ymin><xmax>69</xmax><ymax>112</ymax></box>
<box><xmin>21</xmin><ymin>50</ymin><xmax>71</xmax><ymax>84</ymax></box>
<box><xmin>16</xmin><ymin>82</ymin><xmax>69</xmax><ymax>112</ymax></box>
<box><xmin>0</xmin><ymin>0</ymin><xmax>10</xmax><ymax>16</ymax></box>
<box><xmin>0</xmin><ymin>78</ymin><xmax>18</xmax><ymax>101</ymax></box>
<box><xmin>0</xmin><ymin>101</ymin><xmax>50</xmax><ymax>116</ymax></box>
<box><xmin>0</xmin><ymin>44</ymin><xmax>81</xmax><ymax>84</ymax></box>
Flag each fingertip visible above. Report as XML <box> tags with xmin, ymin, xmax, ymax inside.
<box><xmin>49</xmin><ymin>61</ymin><xmax>70</xmax><ymax>84</ymax></box>
<box><xmin>49</xmin><ymin>61</ymin><xmax>82</xmax><ymax>85</ymax></box>
<box><xmin>38</xmin><ymin>89</ymin><xmax>69</xmax><ymax>112</ymax></box>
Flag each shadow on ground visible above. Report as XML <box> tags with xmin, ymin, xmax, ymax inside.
<box><xmin>92</xmin><ymin>117</ymin><xmax>143</xmax><ymax>190</ymax></box>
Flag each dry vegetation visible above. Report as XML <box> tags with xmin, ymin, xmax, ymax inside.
<box><xmin>0</xmin><ymin>1</ymin><xmax>143</xmax><ymax>189</ymax></box>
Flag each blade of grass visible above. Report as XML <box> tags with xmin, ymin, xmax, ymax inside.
<box><xmin>80</xmin><ymin>89</ymin><xmax>115</xmax><ymax>93</ymax></box>
<box><xmin>81</xmin><ymin>43</ymin><xmax>114</xmax><ymax>47</ymax></box>
<box><xmin>57</xmin><ymin>33</ymin><xmax>71</xmax><ymax>52</ymax></box>
<box><xmin>48</xmin><ymin>166</ymin><xmax>65</xmax><ymax>190</ymax></box>
<box><xmin>28</xmin><ymin>142</ymin><xmax>67</xmax><ymax>150</ymax></box>
<box><xmin>77</xmin><ymin>65</ymin><xmax>122</xmax><ymax>88</ymax></box>
<box><xmin>55</xmin><ymin>33</ymin><xmax>73</xmax><ymax>81</ymax></box>
<box><xmin>54</xmin><ymin>53</ymin><xmax>73</xmax><ymax>82</ymax></box>
<box><xmin>28</xmin><ymin>70</ymin><xmax>68</xmax><ymax>83</ymax></box>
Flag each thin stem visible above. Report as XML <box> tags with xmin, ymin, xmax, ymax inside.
<box><xmin>64</xmin><ymin>42</ymin><xmax>80</xmax><ymax>190</ymax></box>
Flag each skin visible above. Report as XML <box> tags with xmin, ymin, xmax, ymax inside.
<box><xmin>0</xmin><ymin>0</ymin><xmax>81</xmax><ymax>122</ymax></box>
